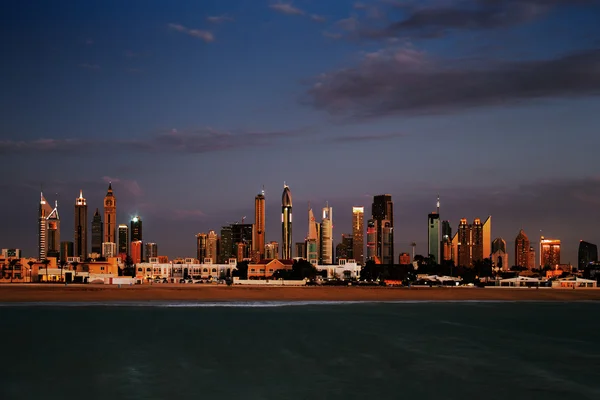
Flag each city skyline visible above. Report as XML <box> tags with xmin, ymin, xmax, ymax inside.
<box><xmin>1</xmin><ymin>1</ymin><xmax>600</xmax><ymax>264</ymax></box>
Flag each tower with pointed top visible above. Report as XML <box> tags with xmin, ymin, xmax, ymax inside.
<box><xmin>103</xmin><ymin>183</ymin><xmax>116</xmax><ymax>244</ymax></box>
<box><xmin>38</xmin><ymin>192</ymin><xmax>53</xmax><ymax>260</ymax></box>
<box><xmin>74</xmin><ymin>190</ymin><xmax>88</xmax><ymax>260</ymax></box>
<box><xmin>320</xmin><ymin>202</ymin><xmax>333</xmax><ymax>264</ymax></box>
<box><xmin>46</xmin><ymin>200</ymin><xmax>61</xmax><ymax>259</ymax></box>
<box><xmin>281</xmin><ymin>184</ymin><xmax>292</xmax><ymax>259</ymax></box>
<box><xmin>253</xmin><ymin>188</ymin><xmax>266</xmax><ymax>259</ymax></box>
<box><xmin>428</xmin><ymin>195</ymin><xmax>441</xmax><ymax>264</ymax></box>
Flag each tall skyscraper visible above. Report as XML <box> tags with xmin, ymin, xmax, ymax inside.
<box><xmin>74</xmin><ymin>190</ymin><xmax>87</xmax><ymax>260</ymax></box>
<box><xmin>442</xmin><ymin>221</ymin><xmax>452</xmax><ymax>262</ymax></box>
<box><xmin>38</xmin><ymin>192</ymin><xmax>53</xmax><ymax>260</ymax></box>
<box><xmin>372</xmin><ymin>195</ymin><xmax>394</xmax><ymax>264</ymax></box>
<box><xmin>253</xmin><ymin>189</ymin><xmax>266</xmax><ymax>259</ymax></box>
<box><xmin>46</xmin><ymin>200</ymin><xmax>60</xmax><ymax>259</ymax></box>
<box><xmin>540</xmin><ymin>237</ymin><xmax>561</xmax><ymax>268</ymax></box>
<box><xmin>352</xmin><ymin>207</ymin><xmax>364</xmax><ymax>265</ymax></box>
<box><xmin>118</xmin><ymin>224</ymin><xmax>129</xmax><ymax>255</ymax></box>
<box><xmin>91</xmin><ymin>209</ymin><xmax>103</xmax><ymax>255</ymax></box>
<box><xmin>491</xmin><ymin>238</ymin><xmax>508</xmax><ymax>271</ymax></box>
<box><xmin>578</xmin><ymin>240</ymin><xmax>598</xmax><ymax>271</ymax></box>
<box><xmin>427</xmin><ymin>196</ymin><xmax>441</xmax><ymax>263</ymax></box>
<box><xmin>103</xmin><ymin>183</ymin><xmax>116</xmax><ymax>244</ymax></box>
<box><xmin>366</xmin><ymin>219</ymin><xmax>377</xmax><ymax>261</ymax></box>
<box><xmin>265</xmin><ymin>241</ymin><xmax>279</xmax><ymax>259</ymax></box>
<box><xmin>60</xmin><ymin>241</ymin><xmax>74</xmax><ymax>262</ymax></box>
<box><xmin>219</xmin><ymin>226</ymin><xmax>232</xmax><ymax>263</ymax></box>
<box><xmin>231</xmin><ymin>223</ymin><xmax>253</xmax><ymax>259</ymax></box>
<box><xmin>306</xmin><ymin>204</ymin><xmax>320</xmax><ymax>265</ymax></box>
<box><xmin>295</xmin><ymin>242</ymin><xmax>306</xmax><ymax>258</ymax></box>
<box><xmin>130</xmin><ymin>240</ymin><xmax>143</xmax><ymax>264</ymax></box>
<box><xmin>320</xmin><ymin>203</ymin><xmax>333</xmax><ymax>265</ymax></box>
<box><xmin>144</xmin><ymin>242</ymin><xmax>158</xmax><ymax>262</ymax></box>
<box><xmin>130</xmin><ymin>216</ymin><xmax>143</xmax><ymax>262</ymax></box>
<box><xmin>336</xmin><ymin>234</ymin><xmax>353</xmax><ymax>262</ymax></box>
<box><xmin>207</xmin><ymin>230</ymin><xmax>218</xmax><ymax>263</ymax></box>
<box><xmin>281</xmin><ymin>184</ymin><xmax>292</xmax><ymax>259</ymax></box>
<box><xmin>515</xmin><ymin>229</ymin><xmax>530</xmax><ymax>269</ymax></box>
<box><xmin>197</xmin><ymin>233</ymin><xmax>208</xmax><ymax>262</ymax></box>
<box><xmin>456</xmin><ymin>217</ymin><xmax>492</xmax><ymax>267</ymax></box>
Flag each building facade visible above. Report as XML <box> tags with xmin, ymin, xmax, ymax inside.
<box><xmin>456</xmin><ymin>217</ymin><xmax>492</xmax><ymax>267</ymax></box>
<box><xmin>60</xmin><ymin>241</ymin><xmax>74</xmax><ymax>262</ymax></box>
<box><xmin>103</xmin><ymin>183</ymin><xmax>116</xmax><ymax>244</ymax></box>
<box><xmin>196</xmin><ymin>233</ymin><xmax>208</xmax><ymax>262</ymax></box>
<box><xmin>320</xmin><ymin>203</ymin><xmax>333</xmax><ymax>265</ymax></box>
<box><xmin>131</xmin><ymin>240</ymin><xmax>143</xmax><ymax>264</ymax></box>
<box><xmin>366</xmin><ymin>219</ymin><xmax>377</xmax><ymax>262</ymax></box>
<box><xmin>515</xmin><ymin>229</ymin><xmax>530</xmax><ymax>269</ymax></box>
<box><xmin>91</xmin><ymin>209</ymin><xmax>103</xmax><ymax>255</ymax></box>
<box><xmin>491</xmin><ymin>237</ymin><xmax>508</xmax><ymax>271</ymax></box>
<box><xmin>540</xmin><ymin>237</ymin><xmax>561</xmax><ymax>268</ymax></box>
<box><xmin>254</xmin><ymin>190</ymin><xmax>266</xmax><ymax>259</ymax></box>
<box><xmin>352</xmin><ymin>207</ymin><xmax>364</xmax><ymax>265</ymax></box>
<box><xmin>118</xmin><ymin>224</ymin><xmax>129</xmax><ymax>256</ymax></box>
<box><xmin>219</xmin><ymin>226</ymin><xmax>232</xmax><ymax>263</ymax></box>
<box><xmin>578</xmin><ymin>240</ymin><xmax>598</xmax><ymax>271</ymax></box>
<box><xmin>371</xmin><ymin>195</ymin><xmax>394</xmax><ymax>264</ymax></box>
<box><xmin>38</xmin><ymin>192</ymin><xmax>54</xmax><ymax>260</ymax></box>
<box><xmin>207</xmin><ymin>230</ymin><xmax>218</xmax><ymax>263</ymax></box>
<box><xmin>265</xmin><ymin>241</ymin><xmax>279</xmax><ymax>259</ymax></box>
<box><xmin>281</xmin><ymin>184</ymin><xmax>293</xmax><ymax>259</ymax></box>
<box><xmin>144</xmin><ymin>242</ymin><xmax>158</xmax><ymax>262</ymax></box>
<box><xmin>46</xmin><ymin>200</ymin><xmax>61</xmax><ymax>259</ymax></box>
<box><xmin>74</xmin><ymin>190</ymin><xmax>88</xmax><ymax>260</ymax></box>
<box><xmin>428</xmin><ymin>212</ymin><xmax>440</xmax><ymax>263</ymax></box>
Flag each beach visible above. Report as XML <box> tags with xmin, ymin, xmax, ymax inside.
<box><xmin>1</xmin><ymin>283</ymin><xmax>600</xmax><ymax>302</ymax></box>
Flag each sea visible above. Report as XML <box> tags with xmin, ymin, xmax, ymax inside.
<box><xmin>1</xmin><ymin>301</ymin><xmax>599</xmax><ymax>400</ymax></box>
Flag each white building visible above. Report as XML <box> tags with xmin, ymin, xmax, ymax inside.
<box><xmin>135</xmin><ymin>258</ymin><xmax>238</xmax><ymax>281</ymax></box>
<box><xmin>316</xmin><ymin>258</ymin><xmax>360</xmax><ymax>280</ymax></box>
<box><xmin>102</xmin><ymin>242</ymin><xmax>117</xmax><ymax>258</ymax></box>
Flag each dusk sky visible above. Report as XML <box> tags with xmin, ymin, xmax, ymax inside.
<box><xmin>2</xmin><ymin>0</ymin><xmax>600</xmax><ymax>264</ymax></box>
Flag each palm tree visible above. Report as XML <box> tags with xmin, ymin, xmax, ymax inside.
<box><xmin>27</xmin><ymin>260</ymin><xmax>34</xmax><ymax>282</ymax></box>
<box><xmin>71</xmin><ymin>261</ymin><xmax>79</xmax><ymax>283</ymax></box>
<box><xmin>60</xmin><ymin>259</ymin><xmax>68</xmax><ymax>282</ymax></box>
<box><xmin>42</xmin><ymin>259</ymin><xmax>50</xmax><ymax>282</ymax></box>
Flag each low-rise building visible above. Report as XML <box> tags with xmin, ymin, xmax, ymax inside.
<box><xmin>248</xmin><ymin>259</ymin><xmax>293</xmax><ymax>279</ymax></box>
<box><xmin>316</xmin><ymin>259</ymin><xmax>361</xmax><ymax>280</ymax></box>
<box><xmin>135</xmin><ymin>258</ymin><xmax>238</xmax><ymax>281</ymax></box>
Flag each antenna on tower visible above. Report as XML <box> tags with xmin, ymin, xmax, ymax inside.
<box><xmin>262</xmin><ymin>184</ymin><xmax>265</xmax><ymax>196</ymax></box>
<box><xmin>437</xmin><ymin>194</ymin><xmax>440</xmax><ymax>214</ymax></box>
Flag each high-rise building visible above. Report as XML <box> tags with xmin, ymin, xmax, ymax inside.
<box><xmin>196</xmin><ymin>233</ymin><xmax>208</xmax><ymax>262</ymax></box>
<box><xmin>305</xmin><ymin>239</ymin><xmax>318</xmax><ymax>265</ymax></box>
<box><xmin>320</xmin><ymin>203</ymin><xmax>333</xmax><ymax>265</ymax></box>
<box><xmin>46</xmin><ymin>200</ymin><xmax>60</xmax><ymax>259</ymax></box>
<box><xmin>102</xmin><ymin>242</ymin><xmax>117</xmax><ymax>258</ymax></box>
<box><xmin>236</xmin><ymin>242</ymin><xmax>247</xmax><ymax>262</ymax></box>
<box><xmin>130</xmin><ymin>216</ymin><xmax>143</xmax><ymax>261</ymax></box>
<box><xmin>427</xmin><ymin>196</ymin><xmax>441</xmax><ymax>263</ymax></box>
<box><xmin>442</xmin><ymin>220</ymin><xmax>452</xmax><ymax>262</ymax></box>
<box><xmin>130</xmin><ymin>240</ymin><xmax>143</xmax><ymax>264</ymax></box>
<box><xmin>207</xmin><ymin>230</ymin><xmax>218</xmax><ymax>263</ymax></box>
<box><xmin>352</xmin><ymin>207</ymin><xmax>364</xmax><ymax>265</ymax></box>
<box><xmin>295</xmin><ymin>242</ymin><xmax>306</xmax><ymax>258</ymax></box>
<box><xmin>219</xmin><ymin>226</ymin><xmax>232</xmax><ymax>263</ymax></box>
<box><xmin>91</xmin><ymin>209</ymin><xmax>103</xmax><ymax>255</ymax></box>
<box><xmin>103</xmin><ymin>183</ymin><xmax>116</xmax><ymax>244</ymax></box>
<box><xmin>60</xmin><ymin>241</ymin><xmax>74</xmax><ymax>262</ymax></box>
<box><xmin>578</xmin><ymin>240</ymin><xmax>598</xmax><ymax>271</ymax></box>
<box><xmin>231</xmin><ymin>223</ymin><xmax>253</xmax><ymax>259</ymax></box>
<box><xmin>265</xmin><ymin>241</ymin><xmax>279</xmax><ymax>259</ymax></box>
<box><xmin>38</xmin><ymin>192</ymin><xmax>53</xmax><ymax>260</ymax></box>
<box><xmin>515</xmin><ymin>229</ymin><xmax>530</xmax><ymax>269</ymax></box>
<box><xmin>456</xmin><ymin>217</ymin><xmax>492</xmax><ymax>267</ymax></box>
<box><xmin>371</xmin><ymin>195</ymin><xmax>394</xmax><ymax>264</ymax></box>
<box><xmin>366</xmin><ymin>219</ymin><xmax>377</xmax><ymax>262</ymax></box>
<box><xmin>118</xmin><ymin>224</ymin><xmax>129</xmax><ymax>255</ymax></box>
<box><xmin>540</xmin><ymin>237</ymin><xmax>561</xmax><ymax>268</ymax></box>
<box><xmin>144</xmin><ymin>242</ymin><xmax>158</xmax><ymax>262</ymax></box>
<box><xmin>528</xmin><ymin>247</ymin><xmax>536</xmax><ymax>270</ymax></box>
<box><xmin>281</xmin><ymin>184</ymin><xmax>293</xmax><ymax>259</ymax></box>
<box><xmin>491</xmin><ymin>238</ymin><xmax>508</xmax><ymax>271</ymax></box>
<box><xmin>254</xmin><ymin>189</ymin><xmax>266</xmax><ymax>259</ymax></box>
<box><xmin>335</xmin><ymin>234</ymin><xmax>353</xmax><ymax>262</ymax></box>
<box><xmin>451</xmin><ymin>232</ymin><xmax>459</xmax><ymax>266</ymax></box>
<box><xmin>74</xmin><ymin>190</ymin><xmax>87</xmax><ymax>260</ymax></box>
<box><xmin>442</xmin><ymin>220</ymin><xmax>452</xmax><ymax>239</ymax></box>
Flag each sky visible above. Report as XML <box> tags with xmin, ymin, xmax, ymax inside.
<box><xmin>1</xmin><ymin>0</ymin><xmax>600</xmax><ymax>265</ymax></box>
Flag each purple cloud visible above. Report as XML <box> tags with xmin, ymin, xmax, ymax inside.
<box><xmin>168</xmin><ymin>23</ymin><xmax>214</xmax><ymax>43</ymax></box>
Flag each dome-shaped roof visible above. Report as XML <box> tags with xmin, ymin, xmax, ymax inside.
<box><xmin>282</xmin><ymin>185</ymin><xmax>292</xmax><ymax>207</ymax></box>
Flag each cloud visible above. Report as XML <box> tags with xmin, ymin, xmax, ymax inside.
<box><xmin>207</xmin><ymin>15</ymin><xmax>234</xmax><ymax>23</ymax></box>
<box><xmin>306</xmin><ymin>46</ymin><xmax>600</xmax><ymax>118</ymax></box>
<box><xmin>79</xmin><ymin>63</ymin><xmax>100</xmax><ymax>70</ymax></box>
<box><xmin>270</xmin><ymin>3</ymin><xmax>305</xmax><ymax>16</ymax></box>
<box><xmin>102</xmin><ymin>176</ymin><xmax>143</xmax><ymax>197</ymax></box>
<box><xmin>337</xmin><ymin>16</ymin><xmax>360</xmax><ymax>31</ymax></box>
<box><xmin>168</xmin><ymin>23</ymin><xmax>214</xmax><ymax>43</ymax></box>
<box><xmin>310</xmin><ymin>14</ymin><xmax>326</xmax><ymax>22</ymax></box>
<box><xmin>360</xmin><ymin>0</ymin><xmax>594</xmax><ymax>40</ymax></box>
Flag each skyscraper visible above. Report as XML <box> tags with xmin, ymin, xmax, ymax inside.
<box><xmin>231</xmin><ymin>223</ymin><xmax>253</xmax><ymax>259</ymax></box>
<box><xmin>295</xmin><ymin>242</ymin><xmax>306</xmax><ymax>258</ymax></box>
<box><xmin>281</xmin><ymin>184</ymin><xmax>292</xmax><ymax>259</ymax></box>
<box><xmin>336</xmin><ymin>234</ymin><xmax>353</xmax><ymax>262</ymax></box>
<box><xmin>456</xmin><ymin>217</ymin><xmax>492</xmax><ymax>267</ymax></box>
<box><xmin>306</xmin><ymin>205</ymin><xmax>320</xmax><ymax>265</ymax></box>
<box><xmin>207</xmin><ymin>230</ymin><xmax>218</xmax><ymax>263</ymax></box>
<box><xmin>144</xmin><ymin>242</ymin><xmax>158</xmax><ymax>262</ymax></box>
<box><xmin>352</xmin><ymin>207</ymin><xmax>364</xmax><ymax>265</ymax></box>
<box><xmin>427</xmin><ymin>196</ymin><xmax>441</xmax><ymax>263</ymax></box>
<box><xmin>103</xmin><ymin>183</ymin><xmax>116</xmax><ymax>244</ymax></box>
<box><xmin>46</xmin><ymin>200</ymin><xmax>60</xmax><ymax>259</ymax></box>
<box><xmin>60</xmin><ymin>241</ymin><xmax>73</xmax><ymax>262</ymax></box>
<box><xmin>491</xmin><ymin>238</ymin><xmax>508</xmax><ymax>271</ymax></box>
<box><xmin>578</xmin><ymin>240</ymin><xmax>598</xmax><ymax>271</ymax></box>
<box><xmin>366</xmin><ymin>219</ymin><xmax>377</xmax><ymax>261</ymax></box>
<box><xmin>320</xmin><ymin>203</ymin><xmax>333</xmax><ymax>265</ymax></box>
<box><xmin>118</xmin><ymin>224</ymin><xmax>129</xmax><ymax>255</ymax></box>
<box><xmin>371</xmin><ymin>195</ymin><xmax>394</xmax><ymax>264</ymax></box>
<box><xmin>540</xmin><ymin>237</ymin><xmax>561</xmax><ymax>268</ymax></box>
<box><xmin>74</xmin><ymin>190</ymin><xmax>88</xmax><ymax>260</ymax></box>
<box><xmin>442</xmin><ymin>221</ymin><xmax>452</xmax><ymax>262</ymax></box>
<box><xmin>130</xmin><ymin>240</ymin><xmax>143</xmax><ymax>264</ymax></box>
<box><xmin>38</xmin><ymin>192</ymin><xmax>53</xmax><ymax>260</ymax></box>
<box><xmin>253</xmin><ymin>189</ymin><xmax>266</xmax><ymax>259</ymax></box>
<box><xmin>265</xmin><ymin>241</ymin><xmax>279</xmax><ymax>259</ymax></box>
<box><xmin>91</xmin><ymin>209</ymin><xmax>103</xmax><ymax>255</ymax></box>
<box><xmin>130</xmin><ymin>216</ymin><xmax>142</xmax><ymax>241</ymax></box>
<box><xmin>218</xmin><ymin>226</ymin><xmax>232</xmax><ymax>263</ymax></box>
<box><xmin>196</xmin><ymin>233</ymin><xmax>208</xmax><ymax>262</ymax></box>
<box><xmin>515</xmin><ymin>229</ymin><xmax>530</xmax><ymax>269</ymax></box>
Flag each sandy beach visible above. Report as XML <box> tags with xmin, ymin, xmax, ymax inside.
<box><xmin>1</xmin><ymin>284</ymin><xmax>600</xmax><ymax>302</ymax></box>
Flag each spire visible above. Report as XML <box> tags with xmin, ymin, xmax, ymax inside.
<box><xmin>79</xmin><ymin>189</ymin><xmax>83</xmax><ymax>199</ymax></box>
<box><xmin>108</xmin><ymin>182</ymin><xmax>112</xmax><ymax>191</ymax></box>
<box><xmin>437</xmin><ymin>194</ymin><xmax>440</xmax><ymax>214</ymax></box>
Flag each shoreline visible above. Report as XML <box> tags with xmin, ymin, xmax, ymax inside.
<box><xmin>1</xmin><ymin>284</ymin><xmax>600</xmax><ymax>303</ymax></box>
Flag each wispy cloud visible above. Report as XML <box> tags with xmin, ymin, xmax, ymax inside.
<box><xmin>168</xmin><ymin>23</ymin><xmax>214</xmax><ymax>43</ymax></box>
<box><xmin>102</xmin><ymin>176</ymin><xmax>143</xmax><ymax>197</ymax></box>
<box><xmin>306</xmin><ymin>47</ymin><xmax>600</xmax><ymax>119</ymax></box>
<box><xmin>79</xmin><ymin>63</ymin><xmax>100</xmax><ymax>70</ymax></box>
<box><xmin>270</xmin><ymin>3</ymin><xmax>305</xmax><ymax>16</ymax></box>
<box><xmin>310</xmin><ymin>14</ymin><xmax>326</xmax><ymax>22</ymax></box>
<box><xmin>206</xmin><ymin>15</ymin><xmax>234</xmax><ymax>23</ymax></box>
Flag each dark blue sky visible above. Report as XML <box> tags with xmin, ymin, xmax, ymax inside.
<box><xmin>2</xmin><ymin>0</ymin><xmax>600</xmax><ymax>264</ymax></box>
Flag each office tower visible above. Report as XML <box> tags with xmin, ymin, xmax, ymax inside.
<box><xmin>491</xmin><ymin>238</ymin><xmax>508</xmax><ymax>271</ymax></box>
<box><xmin>144</xmin><ymin>242</ymin><xmax>158</xmax><ymax>262</ymax></box>
<box><xmin>46</xmin><ymin>199</ymin><xmax>61</xmax><ymax>259</ymax></box>
<box><xmin>254</xmin><ymin>189</ymin><xmax>266</xmax><ymax>259</ymax></box>
<box><xmin>442</xmin><ymin>220</ymin><xmax>452</xmax><ymax>239</ymax></box>
<box><xmin>528</xmin><ymin>247</ymin><xmax>536</xmax><ymax>270</ymax></box>
<box><xmin>441</xmin><ymin>220</ymin><xmax>452</xmax><ymax>262</ymax></box>
<box><xmin>540</xmin><ymin>237</ymin><xmax>561</xmax><ymax>268</ymax></box>
<box><xmin>482</xmin><ymin>216</ymin><xmax>492</xmax><ymax>259</ymax></box>
<box><xmin>578</xmin><ymin>240</ymin><xmax>598</xmax><ymax>271</ymax></box>
<box><xmin>371</xmin><ymin>195</ymin><xmax>394</xmax><ymax>264</ymax></box>
<box><xmin>91</xmin><ymin>209</ymin><xmax>103</xmax><ymax>255</ymax></box>
<box><xmin>130</xmin><ymin>216</ymin><xmax>143</xmax><ymax>261</ymax></box>
<box><xmin>320</xmin><ymin>203</ymin><xmax>333</xmax><ymax>264</ymax></box>
<box><xmin>352</xmin><ymin>207</ymin><xmax>364</xmax><ymax>265</ymax></box>
<box><xmin>219</xmin><ymin>226</ymin><xmax>233</xmax><ymax>263</ymax></box>
<box><xmin>130</xmin><ymin>240</ymin><xmax>143</xmax><ymax>264</ymax></box>
<box><xmin>456</xmin><ymin>217</ymin><xmax>491</xmax><ymax>267</ymax></box>
<box><xmin>231</xmin><ymin>223</ymin><xmax>253</xmax><ymax>259</ymax></box>
<box><xmin>281</xmin><ymin>184</ymin><xmax>293</xmax><ymax>259</ymax></box>
<box><xmin>207</xmin><ymin>230</ymin><xmax>218</xmax><ymax>263</ymax></box>
<box><xmin>74</xmin><ymin>190</ymin><xmax>87</xmax><ymax>260</ymax></box>
<box><xmin>103</xmin><ymin>183</ymin><xmax>116</xmax><ymax>244</ymax></box>
<box><xmin>427</xmin><ymin>196</ymin><xmax>441</xmax><ymax>263</ymax></box>
<box><xmin>305</xmin><ymin>239</ymin><xmax>318</xmax><ymax>264</ymax></box>
<box><xmin>38</xmin><ymin>192</ymin><xmax>53</xmax><ymax>260</ymax></box>
<box><xmin>515</xmin><ymin>229</ymin><xmax>530</xmax><ymax>269</ymax></box>
<box><xmin>335</xmin><ymin>234</ymin><xmax>353</xmax><ymax>262</ymax></box>
<box><xmin>451</xmin><ymin>232</ymin><xmax>459</xmax><ymax>266</ymax></box>
<box><xmin>265</xmin><ymin>241</ymin><xmax>279</xmax><ymax>259</ymax></box>
<box><xmin>295</xmin><ymin>242</ymin><xmax>306</xmax><ymax>258</ymax></box>
<box><xmin>196</xmin><ymin>233</ymin><xmax>208</xmax><ymax>262</ymax></box>
<box><xmin>60</xmin><ymin>241</ymin><xmax>74</xmax><ymax>262</ymax></box>
<box><xmin>118</xmin><ymin>224</ymin><xmax>129</xmax><ymax>255</ymax></box>
<box><xmin>102</xmin><ymin>242</ymin><xmax>117</xmax><ymax>258</ymax></box>
<box><xmin>236</xmin><ymin>242</ymin><xmax>247</xmax><ymax>262</ymax></box>
<box><xmin>366</xmin><ymin>219</ymin><xmax>377</xmax><ymax>261</ymax></box>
